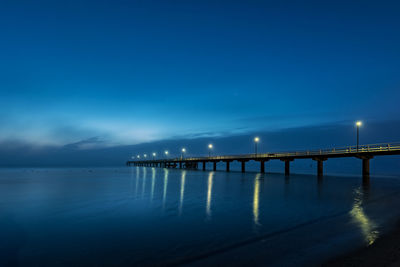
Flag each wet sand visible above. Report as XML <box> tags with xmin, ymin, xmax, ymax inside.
<box><xmin>323</xmin><ymin>221</ymin><xmax>400</xmax><ymax>267</ymax></box>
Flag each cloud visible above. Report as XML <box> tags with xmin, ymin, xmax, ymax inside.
<box><xmin>1</xmin><ymin>119</ymin><xmax>399</xmax><ymax>172</ymax></box>
<box><xmin>63</xmin><ymin>137</ymin><xmax>108</xmax><ymax>150</ymax></box>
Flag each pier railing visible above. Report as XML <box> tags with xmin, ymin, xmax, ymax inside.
<box><xmin>128</xmin><ymin>142</ymin><xmax>400</xmax><ymax>177</ymax></box>
<box><xmin>156</xmin><ymin>142</ymin><xmax>400</xmax><ymax>162</ymax></box>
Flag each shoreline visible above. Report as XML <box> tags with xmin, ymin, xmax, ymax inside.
<box><xmin>323</xmin><ymin>221</ymin><xmax>400</xmax><ymax>266</ymax></box>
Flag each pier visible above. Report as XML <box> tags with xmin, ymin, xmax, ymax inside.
<box><xmin>127</xmin><ymin>142</ymin><xmax>400</xmax><ymax>180</ymax></box>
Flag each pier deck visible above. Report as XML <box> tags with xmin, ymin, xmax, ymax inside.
<box><xmin>127</xmin><ymin>142</ymin><xmax>400</xmax><ymax>178</ymax></box>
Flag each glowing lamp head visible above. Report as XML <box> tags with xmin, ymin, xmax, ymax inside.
<box><xmin>137</xmin><ymin>155</ymin><xmax>140</xmax><ymax>158</ymax></box>
<box><xmin>152</xmin><ymin>153</ymin><xmax>156</xmax><ymax>156</ymax></box>
<box><xmin>182</xmin><ymin>148</ymin><xmax>186</xmax><ymax>153</ymax></box>
<box><xmin>208</xmin><ymin>144</ymin><xmax>213</xmax><ymax>149</ymax></box>
<box><xmin>254</xmin><ymin>137</ymin><xmax>260</xmax><ymax>143</ymax></box>
<box><xmin>144</xmin><ymin>154</ymin><xmax>147</xmax><ymax>158</ymax></box>
<box><xmin>165</xmin><ymin>151</ymin><xmax>169</xmax><ymax>155</ymax></box>
<box><xmin>356</xmin><ymin>121</ymin><xmax>362</xmax><ymax>127</ymax></box>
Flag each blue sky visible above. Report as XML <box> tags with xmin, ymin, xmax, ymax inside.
<box><xmin>1</xmin><ymin>0</ymin><xmax>400</xmax><ymax>149</ymax></box>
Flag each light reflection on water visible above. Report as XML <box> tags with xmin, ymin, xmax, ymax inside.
<box><xmin>350</xmin><ymin>184</ymin><xmax>379</xmax><ymax>245</ymax></box>
<box><xmin>253</xmin><ymin>173</ymin><xmax>261</xmax><ymax>227</ymax></box>
<box><xmin>0</xmin><ymin>167</ymin><xmax>400</xmax><ymax>266</ymax></box>
<box><xmin>135</xmin><ymin>166</ymin><xmax>139</xmax><ymax>196</ymax></box>
<box><xmin>151</xmin><ymin>168</ymin><xmax>156</xmax><ymax>201</ymax></box>
<box><xmin>141</xmin><ymin>166</ymin><xmax>147</xmax><ymax>196</ymax></box>
<box><xmin>206</xmin><ymin>171</ymin><xmax>214</xmax><ymax>219</ymax></box>
<box><xmin>162</xmin><ymin>168</ymin><xmax>168</xmax><ymax>209</ymax></box>
<box><xmin>179</xmin><ymin>170</ymin><xmax>186</xmax><ymax>215</ymax></box>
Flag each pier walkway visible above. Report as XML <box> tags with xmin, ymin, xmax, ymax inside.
<box><xmin>127</xmin><ymin>142</ymin><xmax>400</xmax><ymax>179</ymax></box>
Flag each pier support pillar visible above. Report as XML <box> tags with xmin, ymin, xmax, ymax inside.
<box><xmin>241</xmin><ymin>161</ymin><xmax>246</xmax><ymax>173</ymax></box>
<box><xmin>363</xmin><ymin>158</ymin><xmax>370</xmax><ymax>177</ymax></box>
<box><xmin>226</xmin><ymin>161</ymin><xmax>230</xmax><ymax>172</ymax></box>
<box><xmin>179</xmin><ymin>162</ymin><xmax>182</xmax><ymax>169</ymax></box>
<box><xmin>285</xmin><ymin>161</ymin><xmax>290</xmax><ymax>176</ymax></box>
<box><xmin>312</xmin><ymin>158</ymin><xmax>327</xmax><ymax>177</ymax></box>
<box><xmin>213</xmin><ymin>161</ymin><xmax>217</xmax><ymax>171</ymax></box>
<box><xmin>203</xmin><ymin>161</ymin><xmax>206</xmax><ymax>171</ymax></box>
<box><xmin>363</xmin><ymin>158</ymin><xmax>371</xmax><ymax>185</ymax></box>
<box><xmin>356</xmin><ymin>155</ymin><xmax>373</xmax><ymax>180</ymax></box>
<box><xmin>317</xmin><ymin>161</ymin><xmax>323</xmax><ymax>176</ymax></box>
<box><xmin>281</xmin><ymin>159</ymin><xmax>293</xmax><ymax>176</ymax></box>
<box><xmin>260</xmin><ymin>160</ymin><xmax>265</xmax><ymax>173</ymax></box>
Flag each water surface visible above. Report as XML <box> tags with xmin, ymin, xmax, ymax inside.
<box><xmin>1</xmin><ymin>167</ymin><xmax>400</xmax><ymax>266</ymax></box>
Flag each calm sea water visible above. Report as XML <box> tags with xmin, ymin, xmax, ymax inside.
<box><xmin>1</xmin><ymin>167</ymin><xmax>400</xmax><ymax>266</ymax></box>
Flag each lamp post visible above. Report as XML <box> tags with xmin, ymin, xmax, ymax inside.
<box><xmin>254</xmin><ymin>137</ymin><xmax>260</xmax><ymax>156</ymax></box>
<box><xmin>181</xmin><ymin>148</ymin><xmax>186</xmax><ymax>160</ymax></box>
<box><xmin>356</xmin><ymin>121</ymin><xmax>362</xmax><ymax>152</ymax></box>
<box><xmin>152</xmin><ymin>152</ymin><xmax>156</xmax><ymax>160</ymax></box>
<box><xmin>144</xmin><ymin>154</ymin><xmax>147</xmax><ymax>159</ymax></box>
<box><xmin>165</xmin><ymin>150</ymin><xmax>169</xmax><ymax>159</ymax></box>
<box><xmin>208</xmin><ymin>144</ymin><xmax>213</xmax><ymax>157</ymax></box>
<box><xmin>137</xmin><ymin>155</ymin><xmax>140</xmax><ymax>159</ymax></box>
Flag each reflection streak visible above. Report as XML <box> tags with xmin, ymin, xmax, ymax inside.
<box><xmin>350</xmin><ymin>187</ymin><xmax>379</xmax><ymax>245</ymax></box>
<box><xmin>151</xmin><ymin>168</ymin><xmax>156</xmax><ymax>201</ymax></box>
<box><xmin>253</xmin><ymin>173</ymin><xmax>261</xmax><ymax>226</ymax></box>
<box><xmin>135</xmin><ymin>167</ymin><xmax>140</xmax><ymax>196</ymax></box>
<box><xmin>179</xmin><ymin>170</ymin><xmax>186</xmax><ymax>215</ymax></box>
<box><xmin>162</xmin><ymin>168</ymin><xmax>169</xmax><ymax>208</ymax></box>
<box><xmin>142</xmin><ymin>167</ymin><xmax>147</xmax><ymax>196</ymax></box>
<box><xmin>206</xmin><ymin>172</ymin><xmax>214</xmax><ymax>218</ymax></box>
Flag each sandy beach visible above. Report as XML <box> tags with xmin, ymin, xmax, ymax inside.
<box><xmin>324</xmin><ymin>222</ymin><xmax>400</xmax><ymax>267</ymax></box>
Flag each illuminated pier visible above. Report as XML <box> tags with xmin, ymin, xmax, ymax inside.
<box><xmin>127</xmin><ymin>142</ymin><xmax>400</xmax><ymax>180</ymax></box>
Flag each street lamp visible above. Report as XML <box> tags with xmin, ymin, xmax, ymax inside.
<box><xmin>208</xmin><ymin>144</ymin><xmax>213</xmax><ymax>157</ymax></box>
<box><xmin>181</xmin><ymin>148</ymin><xmax>186</xmax><ymax>160</ymax></box>
<box><xmin>356</xmin><ymin>121</ymin><xmax>362</xmax><ymax>152</ymax></box>
<box><xmin>144</xmin><ymin>154</ymin><xmax>147</xmax><ymax>159</ymax></box>
<box><xmin>152</xmin><ymin>152</ymin><xmax>156</xmax><ymax>159</ymax></box>
<box><xmin>137</xmin><ymin>155</ymin><xmax>140</xmax><ymax>159</ymax></box>
<box><xmin>165</xmin><ymin>150</ymin><xmax>169</xmax><ymax>158</ymax></box>
<box><xmin>254</xmin><ymin>137</ymin><xmax>260</xmax><ymax>155</ymax></box>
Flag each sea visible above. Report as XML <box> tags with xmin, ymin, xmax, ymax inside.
<box><xmin>1</xmin><ymin>167</ymin><xmax>400</xmax><ymax>266</ymax></box>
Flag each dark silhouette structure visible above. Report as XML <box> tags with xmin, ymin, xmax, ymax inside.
<box><xmin>127</xmin><ymin>143</ymin><xmax>400</xmax><ymax>181</ymax></box>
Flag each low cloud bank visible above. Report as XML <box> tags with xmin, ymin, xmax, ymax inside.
<box><xmin>1</xmin><ymin>120</ymin><xmax>399</xmax><ymax>175</ymax></box>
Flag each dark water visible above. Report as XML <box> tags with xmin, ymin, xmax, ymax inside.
<box><xmin>1</xmin><ymin>167</ymin><xmax>400</xmax><ymax>266</ymax></box>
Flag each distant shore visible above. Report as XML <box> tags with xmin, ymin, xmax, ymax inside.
<box><xmin>323</xmin><ymin>221</ymin><xmax>400</xmax><ymax>266</ymax></box>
